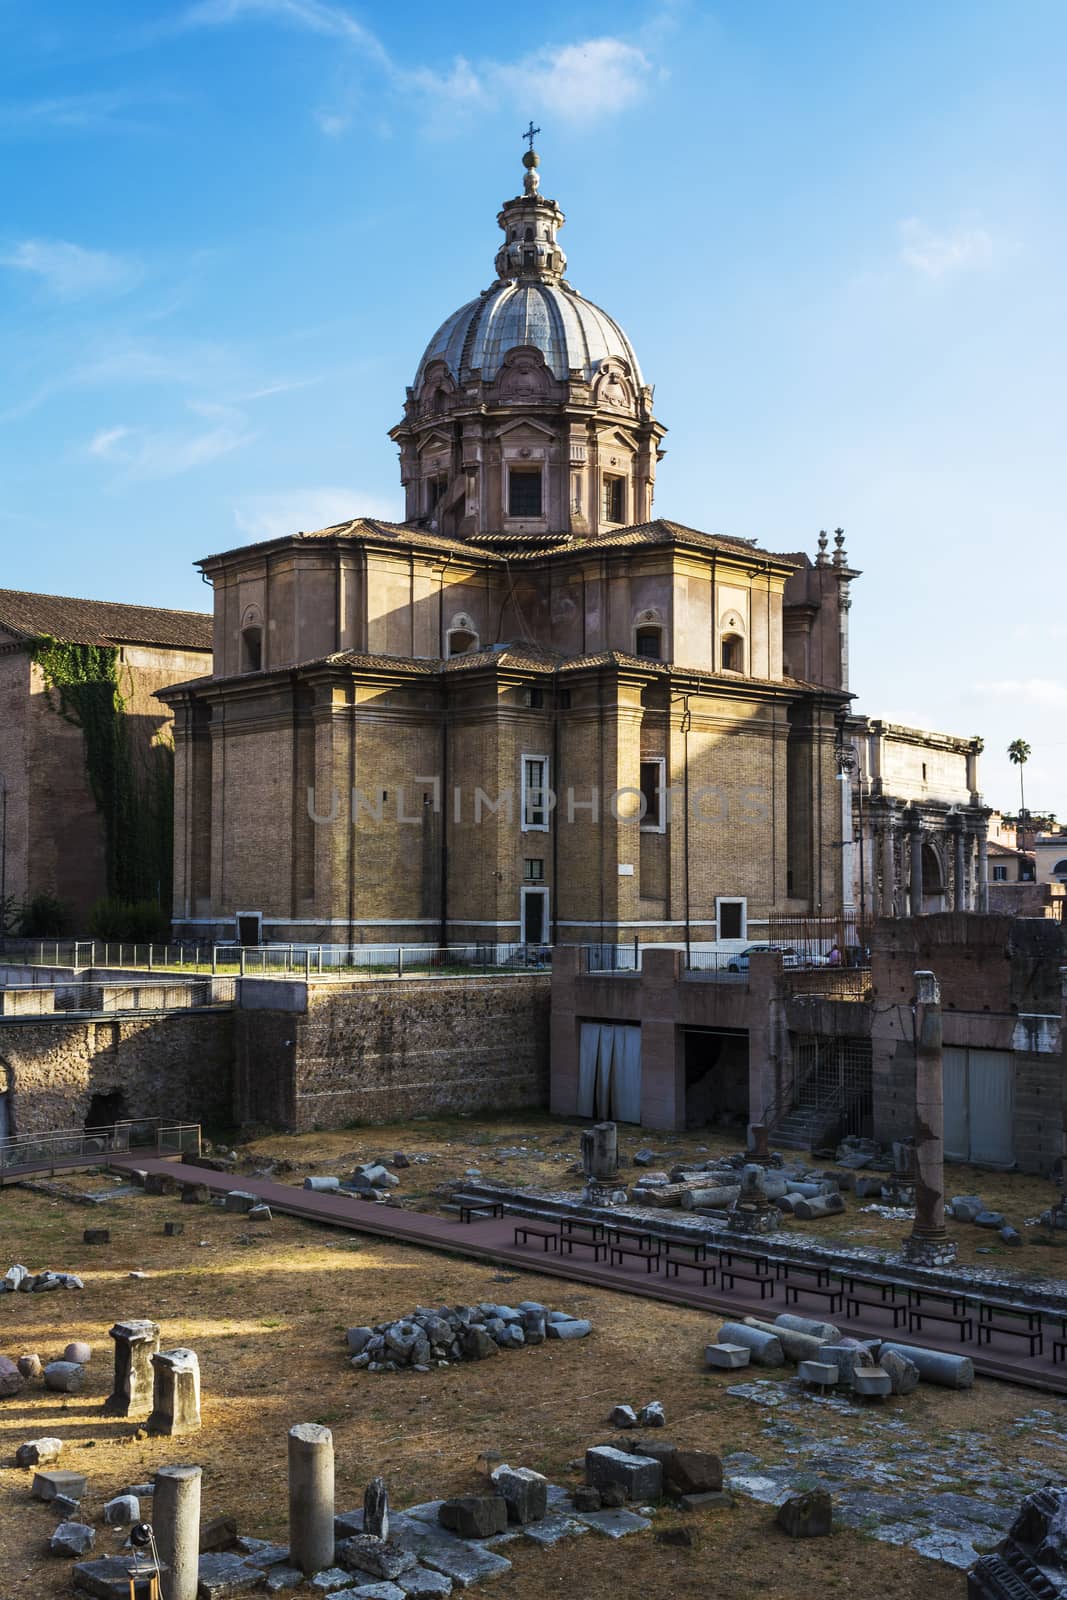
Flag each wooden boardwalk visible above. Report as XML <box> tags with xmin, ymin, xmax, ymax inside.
<box><xmin>113</xmin><ymin>1156</ymin><xmax>1067</xmax><ymax>1397</ymax></box>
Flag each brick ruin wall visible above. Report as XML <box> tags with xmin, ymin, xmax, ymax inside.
<box><xmin>235</xmin><ymin>975</ymin><xmax>551</xmax><ymax>1132</ymax></box>
<box><xmin>0</xmin><ymin>1011</ymin><xmax>234</xmax><ymax>1136</ymax></box>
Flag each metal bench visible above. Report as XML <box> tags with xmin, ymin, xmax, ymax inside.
<box><xmin>842</xmin><ymin>1277</ymin><xmax>907</xmax><ymax>1328</ymax></box>
<box><xmin>560</xmin><ymin>1217</ymin><xmax>606</xmax><ymax>1241</ymax></box>
<box><xmin>719</xmin><ymin>1262</ymin><xmax>776</xmax><ymax>1299</ymax></box>
<box><xmin>716</xmin><ymin>1246</ymin><xmax>772</xmax><ymax>1278</ymax></box>
<box><xmin>560</xmin><ymin>1232</ymin><xmax>608</xmax><ymax>1262</ymax></box>
<box><xmin>1052</xmin><ymin>1337</ymin><xmax>1067</xmax><ymax>1365</ymax></box>
<box><xmin>513</xmin><ymin>1223</ymin><xmax>559</xmax><ymax>1253</ymax></box>
<box><xmin>609</xmin><ymin>1240</ymin><xmax>662</xmax><ymax>1274</ymax></box>
<box><xmin>785</xmin><ymin>1279</ymin><xmax>843</xmax><ymax>1315</ymax></box>
<box><xmin>665</xmin><ymin>1255</ymin><xmax>717</xmax><ymax>1287</ymax></box>
<box><xmin>976</xmin><ymin>1301</ymin><xmax>1044</xmax><ymax>1357</ymax></box>
<box><xmin>906</xmin><ymin>1287</ymin><xmax>973</xmax><ymax>1342</ymax></box>
<box><xmin>453</xmin><ymin>1194</ymin><xmax>505</xmax><ymax>1223</ymax></box>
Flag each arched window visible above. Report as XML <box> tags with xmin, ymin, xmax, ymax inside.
<box><xmin>721</xmin><ymin>633</ymin><xmax>744</xmax><ymax>672</ymax></box>
<box><xmin>241</xmin><ymin>626</ymin><xmax>263</xmax><ymax>672</ymax></box>
<box><xmin>1053</xmin><ymin>859</ymin><xmax>1067</xmax><ymax>877</ymax></box>
<box><xmin>635</xmin><ymin>626</ymin><xmax>663</xmax><ymax>660</ymax></box>
<box><xmin>446</xmin><ymin>615</ymin><xmax>479</xmax><ymax>657</ymax></box>
<box><xmin>524</xmin><ymin>226</ymin><xmax>534</xmax><ymax>242</ymax></box>
<box><xmin>922</xmin><ymin>843</ymin><xmax>944</xmax><ymax>894</ymax></box>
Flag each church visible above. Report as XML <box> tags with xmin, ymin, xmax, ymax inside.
<box><xmin>161</xmin><ymin>143</ymin><xmax>858</xmax><ymax>949</ymax></box>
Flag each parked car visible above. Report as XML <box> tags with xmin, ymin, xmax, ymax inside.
<box><xmin>726</xmin><ymin>942</ymin><xmax>799</xmax><ymax>972</ymax></box>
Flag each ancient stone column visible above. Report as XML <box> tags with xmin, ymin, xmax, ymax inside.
<box><xmin>879</xmin><ymin>818</ymin><xmax>896</xmax><ymax>917</ymax></box>
<box><xmin>154</xmin><ymin>1464</ymin><xmax>202</xmax><ymax>1600</ymax></box>
<box><xmin>147</xmin><ymin>1349</ymin><xmax>201</xmax><ymax>1437</ymax></box>
<box><xmin>903</xmin><ymin>971</ymin><xmax>957</xmax><ymax>1266</ymax></box>
<box><xmin>1043</xmin><ymin>966</ymin><xmax>1067</xmax><ymax>1229</ymax></box>
<box><xmin>953</xmin><ymin>828</ymin><xmax>966</xmax><ymax>912</ymax></box>
<box><xmin>976</xmin><ymin>828</ymin><xmax>989</xmax><ymax>911</ymax></box>
<box><xmin>909</xmin><ymin>825</ymin><xmax>923</xmax><ymax>915</ymax></box>
<box><xmin>288</xmin><ymin>1423</ymin><xmax>334</xmax><ymax>1575</ymax></box>
<box><xmin>580</xmin><ymin>1122</ymin><xmax>618</xmax><ymax>1180</ymax></box>
<box><xmin>104</xmin><ymin>1320</ymin><xmax>161</xmax><ymax>1417</ymax></box>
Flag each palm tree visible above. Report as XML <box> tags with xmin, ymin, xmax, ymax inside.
<box><xmin>1007</xmin><ymin>738</ymin><xmax>1031</xmax><ymax>819</ymax></box>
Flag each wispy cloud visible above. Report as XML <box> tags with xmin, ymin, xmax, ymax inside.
<box><xmin>898</xmin><ymin>218</ymin><xmax>997</xmax><ymax>280</ymax></box>
<box><xmin>181</xmin><ymin>0</ymin><xmax>658</xmax><ymax>129</ymax></box>
<box><xmin>978</xmin><ymin>678</ymin><xmax>1067</xmax><ymax>709</ymax></box>
<box><xmin>0</xmin><ymin>91</ymin><xmax>157</xmax><ymax>138</ymax></box>
<box><xmin>233</xmin><ymin>485</ymin><xmax>401</xmax><ymax>540</ymax></box>
<box><xmin>85</xmin><ymin>402</ymin><xmax>255</xmax><ymax>481</ymax></box>
<box><xmin>1</xmin><ymin>238</ymin><xmax>141</xmax><ymax>300</ymax></box>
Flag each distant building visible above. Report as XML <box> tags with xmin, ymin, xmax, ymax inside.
<box><xmin>0</xmin><ymin>590</ymin><xmax>212</xmax><ymax>928</ymax></box>
<box><xmin>842</xmin><ymin>717</ymin><xmax>988</xmax><ymax>920</ymax></box>
<box><xmin>1033</xmin><ymin>831</ymin><xmax>1067</xmax><ymax>918</ymax></box>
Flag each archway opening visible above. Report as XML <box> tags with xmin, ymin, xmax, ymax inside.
<box><xmin>86</xmin><ymin>1089</ymin><xmax>126</xmax><ymax>1130</ymax></box>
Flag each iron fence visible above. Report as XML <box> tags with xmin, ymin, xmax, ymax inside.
<box><xmin>781</xmin><ymin>968</ymin><xmax>874</xmax><ymax>1002</ymax></box>
<box><xmin>0</xmin><ymin>1118</ymin><xmax>201</xmax><ymax>1175</ymax></box>
<box><xmin>0</xmin><ymin>978</ymin><xmax>235</xmax><ymax>1014</ymax></box>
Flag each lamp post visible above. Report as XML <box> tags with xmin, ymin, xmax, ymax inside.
<box><xmin>835</xmin><ymin>742</ymin><xmax>866</xmax><ymax>939</ymax></box>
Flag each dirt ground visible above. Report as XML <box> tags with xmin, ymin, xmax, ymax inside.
<box><xmin>238</xmin><ymin>1111</ymin><xmax>1067</xmax><ymax>1283</ymax></box>
<box><xmin>2</xmin><ymin>1125</ymin><xmax>1063</xmax><ymax>1599</ymax></box>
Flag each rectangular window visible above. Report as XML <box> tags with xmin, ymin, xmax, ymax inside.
<box><xmin>522</xmin><ymin>754</ymin><xmax>550</xmax><ymax>831</ymax></box>
<box><xmin>717</xmin><ymin>898</ymin><xmax>745</xmax><ymax>940</ymax></box>
<box><xmin>992</xmin><ymin>865</ymin><xmax>1008</xmax><ymax>881</ymax></box>
<box><xmin>639</xmin><ymin>757</ymin><xmax>666</xmax><ymax>832</ymax></box>
<box><xmin>602</xmin><ymin>474</ymin><xmax>625</xmax><ymax>522</ymax></box>
<box><xmin>508</xmin><ymin>468</ymin><xmax>542</xmax><ymax>517</ymax></box>
<box><xmin>523</xmin><ymin>858</ymin><xmax>544</xmax><ymax>881</ymax></box>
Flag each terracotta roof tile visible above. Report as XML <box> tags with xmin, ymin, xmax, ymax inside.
<box><xmin>0</xmin><ymin>588</ymin><xmax>212</xmax><ymax>651</ymax></box>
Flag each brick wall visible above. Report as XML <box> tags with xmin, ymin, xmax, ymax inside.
<box><xmin>0</xmin><ymin>1011</ymin><xmax>233</xmax><ymax>1135</ymax></box>
<box><xmin>234</xmin><ymin>974</ymin><xmax>550</xmax><ymax>1131</ymax></box>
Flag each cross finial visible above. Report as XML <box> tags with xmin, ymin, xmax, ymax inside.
<box><xmin>523</xmin><ymin>120</ymin><xmax>540</xmax><ymax>153</ymax></box>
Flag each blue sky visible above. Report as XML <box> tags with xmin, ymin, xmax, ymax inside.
<box><xmin>3</xmin><ymin>0</ymin><xmax>1065</xmax><ymax>812</ymax></box>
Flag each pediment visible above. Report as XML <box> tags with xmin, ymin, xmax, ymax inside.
<box><xmin>494</xmin><ymin>417</ymin><xmax>558</xmax><ymax>442</ymax></box>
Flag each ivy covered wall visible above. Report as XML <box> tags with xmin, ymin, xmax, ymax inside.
<box><xmin>29</xmin><ymin>636</ymin><xmax>174</xmax><ymax>908</ymax></box>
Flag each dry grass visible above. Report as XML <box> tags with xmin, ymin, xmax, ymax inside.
<box><xmin>241</xmin><ymin>1112</ymin><xmax>1067</xmax><ymax>1283</ymax></box>
<box><xmin>1</xmin><ymin>1141</ymin><xmax>1057</xmax><ymax>1600</ymax></box>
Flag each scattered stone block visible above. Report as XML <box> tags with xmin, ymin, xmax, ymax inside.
<box><xmin>64</xmin><ymin>1341</ymin><xmax>92</xmax><ymax>1365</ymax></box>
<box><xmin>0</xmin><ymin>1355</ymin><xmax>25</xmax><ymax>1397</ymax></box>
<box><xmin>717</xmin><ymin>1324</ymin><xmax>784</xmax><ymax>1366</ymax></box>
<box><xmin>491</xmin><ymin>1465</ymin><xmax>548</xmax><ymax>1525</ymax></box>
<box><xmin>332</xmin><ymin>1586</ymin><xmax>405</xmax><ymax>1600</ymax></box>
<box><xmin>311</xmin><ymin>1568</ymin><xmax>353</xmax><ymax>1590</ymax></box>
<box><xmin>792</xmin><ymin>1192</ymin><xmax>845</xmax><ymax>1220</ymax></box>
<box><xmin>163</xmin><ymin>1221</ymin><xmax>185</xmax><ymax>1237</ymax></box>
<box><xmin>223</xmin><ymin>1190</ymin><xmax>258</xmax><ymax>1213</ymax></box>
<box><xmin>460</xmin><ymin>1327</ymin><xmax>498</xmax><ymax>1361</ymax></box>
<box><xmin>851</xmin><ymin>1365</ymin><xmax>892</xmax><ymax>1398</ymax></box>
<box><xmin>437</xmin><ymin>1497</ymin><xmax>507</xmax><ymax>1540</ymax></box>
<box><xmin>546</xmin><ymin>1318</ymin><xmax>591</xmax><ymax>1341</ymax></box>
<box><xmin>798</xmin><ymin>1360</ymin><xmax>839</xmax><ymax>1390</ymax></box>
<box><xmin>879</xmin><ymin>1348</ymin><xmax>919</xmax><ymax>1395</ymax></box>
<box><xmin>950</xmin><ymin>1195</ymin><xmax>984</xmax><ymax>1223</ymax></box>
<box><xmin>637</xmin><ymin>1401</ymin><xmax>665</xmax><ymax>1428</ymax></box>
<box><xmin>266</xmin><ymin>1567</ymin><xmax>305</xmax><ymax>1593</ymax></box>
<box><xmin>17</xmin><ymin>1353</ymin><xmax>43</xmax><ymax>1380</ymax></box>
<box><xmin>574</xmin><ymin>1508</ymin><xmax>651</xmax><ymax>1538</ymax></box>
<box><xmin>974</xmin><ymin>1210</ymin><xmax>1006</xmax><ymax>1229</ymax></box>
<box><xmin>249</xmin><ymin>1205</ymin><xmax>272</xmax><ymax>1222</ymax></box>
<box><xmin>33</xmin><ymin>1468</ymin><xmax>88</xmax><ymax>1503</ymax></box>
<box><xmin>72</xmin><ymin>1555</ymin><xmax>165</xmax><ymax>1598</ymax></box>
<box><xmin>394</xmin><ymin>1566</ymin><xmax>452</xmax><ymax>1597</ymax></box>
<box><xmin>15</xmin><ymin>1437</ymin><xmax>63</xmax><ymax>1468</ymax></box>
<box><xmin>776</xmin><ymin>1490</ymin><xmax>832</xmax><ymax>1538</ymax></box>
<box><xmin>103</xmin><ymin>1494</ymin><xmax>139</xmax><ymax>1527</ymax></box>
<box><xmin>83</xmin><ymin>1228</ymin><xmax>110</xmax><ymax>1245</ymax></box>
<box><xmin>678</xmin><ymin>1490</ymin><xmax>732</xmax><ymax>1512</ymax></box>
<box><xmin>661</xmin><ymin>1449</ymin><xmax>723</xmax><ymax>1496</ymax></box>
<box><xmin>44</xmin><ymin>1360</ymin><xmax>84</xmax><ymax>1393</ymax></box>
<box><xmin>599</xmin><ymin>1483</ymin><xmax>628</xmax><ymax>1509</ymax></box>
<box><xmin>818</xmin><ymin>1343</ymin><xmax>873</xmax><ymax>1384</ymax></box>
<box><xmin>181</xmin><ymin>1183</ymin><xmax>210</xmax><ymax>1204</ymax></box>
<box><xmin>610</xmin><ymin>1404</ymin><xmax>637</xmax><ymax>1428</ymax></box>
<box><xmin>704</xmin><ymin>1343</ymin><xmax>750</xmax><ymax>1370</ymax></box>
<box><xmin>200</xmin><ymin>1514</ymin><xmax>239</xmax><ymax>1551</ymax></box>
<box><xmin>572</xmin><ymin>1486</ymin><xmax>602</xmax><ymax>1512</ymax></box>
<box><xmin>774</xmin><ymin>1313</ymin><xmax>842</xmax><ymax>1344</ymax></box>
<box><xmin>338</xmin><ymin>1535</ymin><xmax>416</xmax><ymax>1580</ymax></box>
<box><xmin>999</xmin><ymin>1225</ymin><xmax>1022</xmax><ymax>1246</ymax></box>
<box><xmin>52</xmin><ymin>1492</ymin><xmax>83</xmax><ymax>1516</ymax></box>
<box><xmin>364</xmin><ymin>1476</ymin><xmax>389</xmax><ymax>1540</ymax></box>
<box><xmin>51</xmin><ymin>1521</ymin><xmax>96</xmax><ymax>1556</ymax></box>
<box><xmin>585</xmin><ymin>1447</ymin><xmax>663</xmax><ymax>1501</ymax></box>
<box><xmin>197</xmin><ymin>1552</ymin><xmax>270</xmax><ymax>1596</ymax></box>
<box><xmin>304</xmin><ymin>1177</ymin><xmax>341</xmax><ymax>1193</ymax></box>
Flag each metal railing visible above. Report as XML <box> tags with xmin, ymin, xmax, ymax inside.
<box><xmin>683</xmin><ymin>951</ymin><xmax>749</xmax><ymax>980</ymax></box>
<box><xmin>0</xmin><ymin>1119</ymin><xmax>201</xmax><ymax>1175</ymax></box>
<box><xmin>0</xmin><ymin>978</ymin><xmax>236</xmax><ymax>1015</ymax></box>
<box><xmin>4</xmin><ymin>940</ymin><xmax>554</xmax><ymax>978</ymax></box>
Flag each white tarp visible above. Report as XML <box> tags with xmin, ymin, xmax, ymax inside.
<box><xmin>943</xmin><ymin>1046</ymin><xmax>1014</xmax><ymax>1165</ymax></box>
<box><xmin>577</xmin><ymin>1022</ymin><xmax>642</xmax><ymax>1123</ymax></box>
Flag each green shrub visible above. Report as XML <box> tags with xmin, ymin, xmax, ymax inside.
<box><xmin>18</xmin><ymin>894</ymin><xmax>72</xmax><ymax>937</ymax></box>
<box><xmin>88</xmin><ymin>898</ymin><xmax>171</xmax><ymax>942</ymax></box>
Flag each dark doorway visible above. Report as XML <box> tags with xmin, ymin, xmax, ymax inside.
<box><xmin>684</xmin><ymin>1029</ymin><xmax>749</xmax><ymax>1129</ymax></box>
<box><xmin>237</xmin><ymin>913</ymin><xmax>261</xmax><ymax>946</ymax></box>
<box><xmin>86</xmin><ymin>1089</ymin><xmax>126</xmax><ymax>1130</ymax></box>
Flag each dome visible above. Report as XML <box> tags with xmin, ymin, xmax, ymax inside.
<box><xmin>415</xmin><ymin>279</ymin><xmax>644</xmax><ymax>389</ymax></box>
